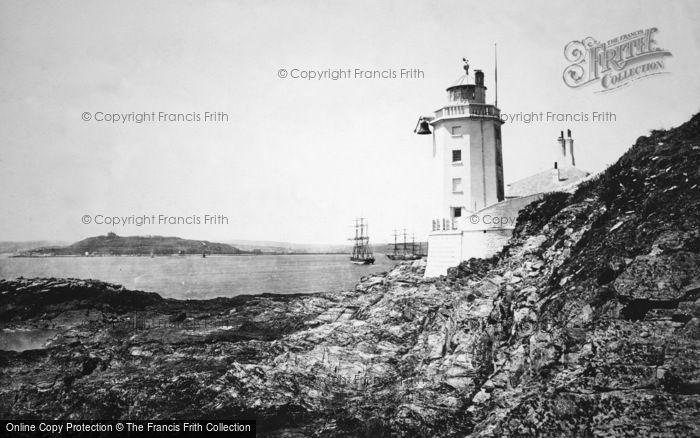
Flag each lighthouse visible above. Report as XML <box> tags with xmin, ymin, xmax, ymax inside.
<box><xmin>414</xmin><ymin>60</ymin><xmax>507</xmax><ymax>277</ymax></box>
<box><xmin>416</xmin><ymin>60</ymin><xmax>504</xmax><ymax>220</ymax></box>
<box><xmin>414</xmin><ymin>59</ymin><xmax>591</xmax><ymax>278</ymax></box>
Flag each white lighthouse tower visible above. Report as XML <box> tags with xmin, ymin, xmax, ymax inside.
<box><xmin>416</xmin><ymin>60</ymin><xmax>504</xmax><ymax>221</ymax></box>
<box><xmin>416</xmin><ymin>61</ymin><xmax>504</xmax><ymax>224</ymax></box>
<box><xmin>415</xmin><ymin>60</ymin><xmax>506</xmax><ymax>276</ymax></box>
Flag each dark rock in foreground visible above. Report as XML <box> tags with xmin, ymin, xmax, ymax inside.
<box><xmin>0</xmin><ymin>277</ymin><xmax>163</xmax><ymax>321</ymax></box>
<box><xmin>1</xmin><ymin>113</ymin><xmax>700</xmax><ymax>436</ymax></box>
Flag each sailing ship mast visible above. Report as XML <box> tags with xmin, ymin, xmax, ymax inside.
<box><xmin>386</xmin><ymin>227</ymin><xmax>423</xmax><ymax>260</ymax></box>
<box><xmin>403</xmin><ymin>228</ymin><xmax>407</xmax><ymax>257</ymax></box>
<box><xmin>349</xmin><ymin>217</ymin><xmax>375</xmax><ymax>264</ymax></box>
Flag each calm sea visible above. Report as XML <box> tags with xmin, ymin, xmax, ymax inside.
<box><xmin>0</xmin><ymin>254</ymin><xmax>397</xmax><ymax>299</ymax></box>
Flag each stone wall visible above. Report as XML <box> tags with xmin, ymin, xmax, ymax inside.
<box><xmin>425</xmin><ymin>228</ymin><xmax>513</xmax><ymax>277</ymax></box>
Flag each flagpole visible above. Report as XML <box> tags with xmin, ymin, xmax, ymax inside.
<box><xmin>495</xmin><ymin>43</ymin><xmax>498</xmax><ymax>108</ymax></box>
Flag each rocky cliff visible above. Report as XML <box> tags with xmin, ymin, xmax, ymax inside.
<box><xmin>1</xmin><ymin>113</ymin><xmax>699</xmax><ymax>436</ymax></box>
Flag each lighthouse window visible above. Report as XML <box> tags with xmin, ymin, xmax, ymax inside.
<box><xmin>452</xmin><ymin>149</ymin><xmax>462</xmax><ymax>163</ymax></box>
<box><xmin>452</xmin><ymin>178</ymin><xmax>463</xmax><ymax>193</ymax></box>
<box><xmin>452</xmin><ymin>207</ymin><xmax>462</xmax><ymax>218</ymax></box>
<box><xmin>451</xmin><ymin>126</ymin><xmax>462</xmax><ymax>137</ymax></box>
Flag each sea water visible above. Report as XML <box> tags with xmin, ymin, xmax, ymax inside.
<box><xmin>0</xmin><ymin>254</ymin><xmax>396</xmax><ymax>299</ymax></box>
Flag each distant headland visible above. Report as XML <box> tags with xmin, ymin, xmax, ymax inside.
<box><xmin>15</xmin><ymin>233</ymin><xmax>246</xmax><ymax>257</ymax></box>
<box><xmin>10</xmin><ymin>233</ymin><xmax>354</xmax><ymax>257</ymax></box>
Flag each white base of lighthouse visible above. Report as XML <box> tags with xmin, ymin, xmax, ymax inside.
<box><xmin>424</xmin><ymin>229</ymin><xmax>513</xmax><ymax>277</ymax></box>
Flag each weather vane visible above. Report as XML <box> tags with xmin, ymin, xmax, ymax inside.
<box><xmin>462</xmin><ymin>58</ymin><xmax>469</xmax><ymax>76</ymax></box>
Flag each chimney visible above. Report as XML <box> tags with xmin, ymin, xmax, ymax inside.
<box><xmin>474</xmin><ymin>69</ymin><xmax>486</xmax><ymax>103</ymax></box>
<box><xmin>474</xmin><ymin>69</ymin><xmax>484</xmax><ymax>86</ymax></box>
<box><xmin>566</xmin><ymin>129</ymin><xmax>576</xmax><ymax>167</ymax></box>
<box><xmin>552</xmin><ymin>162</ymin><xmax>560</xmax><ymax>182</ymax></box>
<box><xmin>556</xmin><ymin>131</ymin><xmax>567</xmax><ymax>168</ymax></box>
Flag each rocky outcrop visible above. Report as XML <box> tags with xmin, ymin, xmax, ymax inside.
<box><xmin>0</xmin><ymin>278</ymin><xmax>163</xmax><ymax>321</ymax></box>
<box><xmin>1</xmin><ymin>113</ymin><xmax>699</xmax><ymax>436</ymax></box>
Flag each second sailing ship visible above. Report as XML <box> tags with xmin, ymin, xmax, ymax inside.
<box><xmin>387</xmin><ymin>229</ymin><xmax>424</xmax><ymax>261</ymax></box>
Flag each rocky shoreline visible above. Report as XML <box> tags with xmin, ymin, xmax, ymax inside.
<box><xmin>2</xmin><ymin>114</ymin><xmax>700</xmax><ymax>436</ymax></box>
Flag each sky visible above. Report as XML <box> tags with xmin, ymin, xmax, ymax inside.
<box><xmin>0</xmin><ymin>0</ymin><xmax>698</xmax><ymax>245</ymax></box>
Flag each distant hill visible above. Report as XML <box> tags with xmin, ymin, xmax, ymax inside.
<box><xmin>23</xmin><ymin>233</ymin><xmax>244</xmax><ymax>256</ymax></box>
<box><xmin>0</xmin><ymin>241</ymin><xmax>70</xmax><ymax>254</ymax></box>
<box><xmin>8</xmin><ymin>235</ymin><xmax>427</xmax><ymax>257</ymax></box>
<box><xmin>223</xmin><ymin>239</ymin><xmax>351</xmax><ymax>254</ymax></box>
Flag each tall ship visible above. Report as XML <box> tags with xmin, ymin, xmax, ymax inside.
<box><xmin>387</xmin><ymin>229</ymin><xmax>424</xmax><ymax>261</ymax></box>
<box><xmin>349</xmin><ymin>218</ymin><xmax>375</xmax><ymax>265</ymax></box>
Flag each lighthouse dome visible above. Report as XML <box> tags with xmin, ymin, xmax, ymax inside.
<box><xmin>446</xmin><ymin>69</ymin><xmax>486</xmax><ymax>104</ymax></box>
<box><xmin>449</xmin><ymin>73</ymin><xmax>474</xmax><ymax>87</ymax></box>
